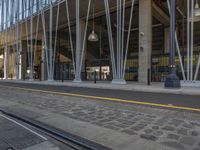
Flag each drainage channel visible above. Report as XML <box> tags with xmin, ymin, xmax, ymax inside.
<box><xmin>0</xmin><ymin>109</ymin><xmax>111</xmax><ymax>150</ymax></box>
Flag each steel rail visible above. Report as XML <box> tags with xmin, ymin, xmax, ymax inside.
<box><xmin>0</xmin><ymin>109</ymin><xmax>110</xmax><ymax>150</ymax></box>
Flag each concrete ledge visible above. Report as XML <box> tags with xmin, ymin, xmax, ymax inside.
<box><xmin>181</xmin><ymin>80</ymin><xmax>200</xmax><ymax>87</ymax></box>
<box><xmin>112</xmin><ymin>79</ymin><xmax>127</xmax><ymax>85</ymax></box>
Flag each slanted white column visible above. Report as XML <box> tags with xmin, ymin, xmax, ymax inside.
<box><xmin>80</xmin><ymin>20</ymin><xmax>87</xmax><ymax>77</ymax></box>
<box><xmin>3</xmin><ymin>47</ymin><xmax>9</xmax><ymax>79</ymax></box>
<box><xmin>20</xmin><ymin>41</ymin><xmax>27</xmax><ymax>80</ymax></box>
<box><xmin>73</xmin><ymin>0</ymin><xmax>82</xmax><ymax>83</ymax></box>
<box><xmin>138</xmin><ymin>0</ymin><xmax>152</xmax><ymax>84</ymax></box>
<box><xmin>73</xmin><ymin>0</ymin><xmax>92</xmax><ymax>83</ymax></box>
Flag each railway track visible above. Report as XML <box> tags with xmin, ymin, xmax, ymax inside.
<box><xmin>0</xmin><ymin>108</ymin><xmax>111</xmax><ymax>150</ymax></box>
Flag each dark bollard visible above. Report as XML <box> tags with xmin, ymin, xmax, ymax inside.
<box><xmin>11</xmin><ymin>74</ymin><xmax>13</xmax><ymax>80</ymax></box>
<box><xmin>148</xmin><ymin>68</ymin><xmax>151</xmax><ymax>86</ymax></box>
<box><xmin>23</xmin><ymin>73</ymin><xmax>25</xmax><ymax>81</ymax></box>
<box><xmin>62</xmin><ymin>71</ymin><xmax>64</xmax><ymax>82</ymax></box>
<box><xmin>94</xmin><ymin>71</ymin><xmax>97</xmax><ymax>84</ymax></box>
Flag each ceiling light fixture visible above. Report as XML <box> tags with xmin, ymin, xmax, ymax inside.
<box><xmin>194</xmin><ymin>0</ymin><xmax>200</xmax><ymax>17</ymax></box>
<box><xmin>88</xmin><ymin>0</ymin><xmax>99</xmax><ymax>42</ymax></box>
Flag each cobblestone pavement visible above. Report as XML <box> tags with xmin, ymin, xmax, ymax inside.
<box><xmin>0</xmin><ymin>87</ymin><xmax>200</xmax><ymax>150</ymax></box>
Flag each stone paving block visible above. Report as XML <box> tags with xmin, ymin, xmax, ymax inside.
<box><xmin>121</xmin><ymin>129</ymin><xmax>138</xmax><ymax>135</ymax></box>
<box><xmin>152</xmin><ymin>126</ymin><xmax>159</xmax><ymax>130</ymax></box>
<box><xmin>155</xmin><ymin>121</ymin><xmax>165</xmax><ymax>126</ymax></box>
<box><xmin>191</xmin><ymin>131</ymin><xmax>199</xmax><ymax>136</ymax></box>
<box><xmin>182</xmin><ymin>123</ymin><xmax>194</xmax><ymax>129</ymax></box>
<box><xmin>191</xmin><ymin>122</ymin><xmax>200</xmax><ymax>127</ymax></box>
<box><xmin>169</xmin><ymin>119</ymin><xmax>184</xmax><ymax>126</ymax></box>
<box><xmin>162</xmin><ymin>126</ymin><xmax>175</xmax><ymax>131</ymax></box>
<box><xmin>153</xmin><ymin>130</ymin><xmax>164</xmax><ymax>137</ymax></box>
<box><xmin>167</xmin><ymin>134</ymin><xmax>180</xmax><ymax>140</ymax></box>
<box><xmin>131</xmin><ymin>125</ymin><xmax>145</xmax><ymax>131</ymax></box>
<box><xmin>180</xmin><ymin>137</ymin><xmax>196</xmax><ymax>146</ymax></box>
<box><xmin>144</xmin><ymin>129</ymin><xmax>153</xmax><ymax>134</ymax></box>
<box><xmin>177</xmin><ymin>128</ymin><xmax>188</xmax><ymax>136</ymax></box>
<box><xmin>115</xmin><ymin>123</ymin><xmax>129</xmax><ymax>128</ymax></box>
<box><xmin>161</xmin><ymin>141</ymin><xmax>185</xmax><ymax>150</ymax></box>
<box><xmin>140</xmin><ymin>134</ymin><xmax>158</xmax><ymax>141</ymax></box>
<box><xmin>99</xmin><ymin>118</ymin><xmax>112</xmax><ymax>123</ymax></box>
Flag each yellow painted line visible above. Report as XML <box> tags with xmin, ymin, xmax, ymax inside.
<box><xmin>0</xmin><ymin>84</ymin><xmax>200</xmax><ymax>112</ymax></box>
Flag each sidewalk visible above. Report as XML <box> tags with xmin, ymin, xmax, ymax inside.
<box><xmin>1</xmin><ymin>79</ymin><xmax>200</xmax><ymax>96</ymax></box>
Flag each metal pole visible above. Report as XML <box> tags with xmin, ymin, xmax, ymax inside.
<box><xmin>167</xmin><ymin>0</ymin><xmax>186</xmax><ymax>81</ymax></box>
<box><xmin>94</xmin><ymin>70</ymin><xmax>96</xmax><ymax>84</ymax></box>
<box><xmin>170</xmin><ymin>0</ymin><xmax>175</xmax><ymax>69</ymax></box>
<box><xmin>165</xmin><ymin>0</ymin><xmax>180</xmax><ymax>88</ymax></box>
<box><xmin>190</xmin><ymin>0</ymin><xmax>194</xmax><ymax>81</ymax></box>
<box><xmin>187</xmin><ymin>0</ymin><xmax>190</xmax><ymax>80</ymax></box>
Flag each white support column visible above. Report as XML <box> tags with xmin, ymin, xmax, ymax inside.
<box><xmin>40</xmin><ymin>1</ymin><xmax>60</xmax><ymax>82</ymax></box>
<box><xmin>48</xmin><ymin>4</ymin><xmax>54</xmax><ymax>81</ymax></box>
<box><xmin>138</xmin><ymin>0</ymin><xmax>152</xmax><ymax>84</ymax></box>
<box><xmin>18</xmin><ymin>41</ymin><xmax>23</xmax><ymax>80</ymax></box>
<box><xmin>4</xmin><ymin>0</ymin><xmax>9</xmax><ymax>80</ymax></box>
<box><xmin>80</xmin><ymin>20</ymin><xmax>87</xmax><ymax>73</ymax></box>
<box><xmin>3</xmin><ymin>47</ymin><xmax>9</xmax><ymax>79</ymax></box>
<box><xmin>15</xmin><ymin>0</ymin><xmax>20</xmax><ymax>80</ymax></box>
<box><xmin>112</xmin><ymin>0</ymin><xmax>126</xmax><ymax>85</ymax></box>
<box><xmin>29</xmin><ymin>2</ymin><xmax>34</xmax><ymax>81</ymax></box>
<box><xmin>103</xmin><ymin>0</ymin><xmax>135</xmax><ymax>84</ymax></box>
<box><xmin>73</xmin><ymin>0</ymin><xmax>81</xmax><ymax>83</ymax></box>
<box><xmin>65</xmin><ymin>0</ymin><xmax>76</xmax><ymax>74</ymax></box>
<box><xmin>73</xmin><ymin>0</ymin><xmax>90</xmax><ymax>83</ymax></box>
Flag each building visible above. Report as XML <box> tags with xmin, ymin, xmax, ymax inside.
<box><xmin>0</xmin><ymin>0</ymin><xmax>200</xmax><ymax>86</ymax></box>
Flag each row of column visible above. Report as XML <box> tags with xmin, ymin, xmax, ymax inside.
<box><xmin>3</xmin><ymin>0</ymin><xmax>153</xmax><ymax>84</ymax></box>
<box><xmin>73</xmin><ymin>0</ymin><xmax>153</xmax><ymax>84</ymax></box>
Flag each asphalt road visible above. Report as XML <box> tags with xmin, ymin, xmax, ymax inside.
<box><xmin>0</xmin><ymin>81</ymin><xmax>199</xmax><ymax>109</ymax></box>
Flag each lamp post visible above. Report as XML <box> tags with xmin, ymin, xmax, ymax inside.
<box><xmin>165</xmin><ymin>0</ymin><xmax>181</xmax><ymax>88</ymax></box>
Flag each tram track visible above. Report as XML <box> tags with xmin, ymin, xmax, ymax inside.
<box><xmin>0</xmin><ymin>108</ymin><xmax>111</xmax><ymax>150</ymax></box>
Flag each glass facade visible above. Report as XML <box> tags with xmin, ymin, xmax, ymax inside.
<box><xmin>0</xmin><ymin>0</ymin><xmax>199</xmax><ymax>84</ymax></box>
<box><xmin>0</xmin><ymin>0</ymin><xmax>59</xmax><ymax>30</ymax></box>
